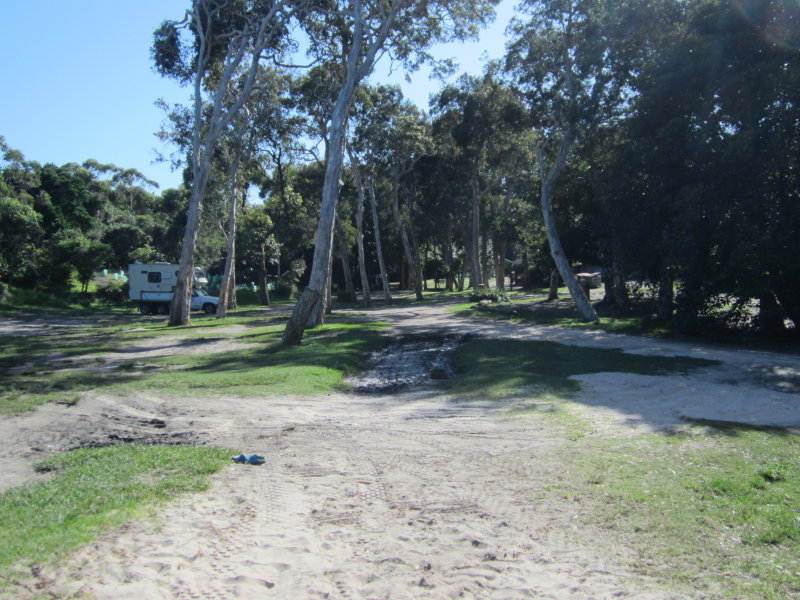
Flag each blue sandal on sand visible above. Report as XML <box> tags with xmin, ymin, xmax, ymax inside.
<box><xmin>231</xmin><ymin>454</ymin><xmax>266</xmax><ymax>465</ymax></box>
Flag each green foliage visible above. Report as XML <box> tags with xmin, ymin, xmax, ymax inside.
<box><xmin>93</xmin><ymin>274</ymin><xmax>128</xmax><ymax>305</ymax></box>
<box><xmin>468</xmin><ymin>286</ymin><xmax>508</xmax><ymax>303</ymax></box>
<box><xmin>274</xmin><ymin>258</ymin><xmax>306</xmax><ymax>300</ymax></box>
<box><xmin>0</xmin><ymin>445</ymin><xmax>230</xmax><ymax>577</ymax></box>
<box><xmin>0</xmin><ymin>194</ymin><xmax>43</xmax><ymax>283</ymax></box>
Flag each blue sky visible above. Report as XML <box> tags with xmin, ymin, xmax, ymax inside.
<box><xmin>0</xmin><ymin>1</ymin><xmax>517</xmax><ymax>192</ymax></box>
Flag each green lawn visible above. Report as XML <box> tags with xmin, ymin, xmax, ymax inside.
<box><xmin>0</xmin><ymin>445</ymin><xmax>231</xmax><ymax>591</ymax></box>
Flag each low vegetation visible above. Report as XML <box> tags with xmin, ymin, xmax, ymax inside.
<box><xmin>1</xmin><ymin>307</ymin><xmax>797</xmax><ymax>597</ymax></box>
<box><xmin>448</xmin><ymin>338</ymin><xmax>799</xmax><ymax>599</ymax></box>
<box><xmin>449</xmin><ymin>339</ymin><xmax>716</xmax><ymax>398</ymax></box>
<box><xmin>564</xmin><ymin>423</ymin><xmax>800</xmax><ymax>599</ymax></box>
<box><xmin>0</xmin><ymin>312</ymin><xmax>387</xmax><ymax>415</ymax></box>
<box><xmin>0</xmin><ymin>445</ymin><xmax>231</xmax><ymax>590</ymax></box>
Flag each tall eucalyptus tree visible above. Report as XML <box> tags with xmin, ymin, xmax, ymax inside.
<box><xmin>282</xmin><ymin>0</ymin><xmax>501</xmax><ymax>345</ymax></box>
<box><xmin>153</xmin><ymin>0</ymin><xmax>308</xmax><ymax>326</ymax></box>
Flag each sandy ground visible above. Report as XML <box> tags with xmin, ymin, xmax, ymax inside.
<box><xmin>2</xmin><ymin>301</ymin><xmax>799</xmax><ymax>599</ymax></box>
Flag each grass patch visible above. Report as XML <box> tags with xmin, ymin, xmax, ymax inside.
<box><xmin>561</xmin><ymin>423</ymin><xmax>800</xmax><ymax>599</ymax></box>
<box><xmin>115</xmin><ymin>322</ymin><xmax>389</xmax><ymax>398</ymax></box>
<box><xmin>1</xmin><ymin>307</ymin><xmax>388</xmax><ymax>413</ymax></box>
<box><xmin>0</xmin><ymin>445</ymin><xmax>231</xmax><ymax>587</ymax></box>
<box><xmin>449</xmin><ymin>339</ymin><xmax>716</xmax><ymax>399</ymax></box>
<box><xmin>451</xmin><ymin>298</ymin><xmax>672</xmax><ymax>336</ymax></box>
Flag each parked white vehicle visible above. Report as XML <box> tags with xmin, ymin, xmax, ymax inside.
<box><xmin>128</xmin><ymin>263</ymin><xmax>219</xmax><ymax>315</ymax></box>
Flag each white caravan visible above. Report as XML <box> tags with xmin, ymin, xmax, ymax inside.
<box><xmin>127</xmin><ymin>263</ymin><xmax>219</xmax><ymax>315</ymax></box>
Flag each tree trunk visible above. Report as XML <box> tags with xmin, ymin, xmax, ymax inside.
<box><xmin>169</xmin><ymin>185</ymin><xmax>205</xmax><ymax>327</ymax></box>
<box><xmin>368</xmin><ymin>177</ymin><xmax>391</xmax><ymax>304</ymax></box>
<box><xmin>495</xmin><ymin>240</ymin><xmax>507</xmax><ymax>291</ymax></box>
<box><xmin>522</xmin><ymin>250</ymin><xmax>530</xmax><ymax>289</ymax></box>
<box><xmin>391</xmin><ymin>176</ymin><xmax>423</xmax><ymax>300</ymax></box>
<box><xmin>539</xmin><ymin>132</ymin><xmax>599</xmax><ymax>322</ymax></box>
<box><xmin>657</xmin><ymin>267</ymin><xmax>674</xmax><ymax>321</ymax></box>
<box><xmin>352</xmin><ymin>162</ymin><xmax>371</xmax><ymax>306</ymax></box>
<box><xmin>758</xmin><ymin>292</ymin><xmax>786</xmax><ymax>335</ymax></box>
<box><xmin>444</xmin><ymin>236</ymin><xmax>454</xmax><ymax>292</ymax></box>
<box><xmin>481</xmin><ymin>234</ymin><xmax>491</xmax><ymax>287</ymax></box>
<box><xmin>335</xmin><ymin>212</ymin><xmax>356</xmax><ymax>302</ymax></box>
<box><xmin>283</xmin><ymin>103</ymin><xmax>347</xmax><ymax>342</ymax></box>
<box><xmin>325</xmin><ymin>258</ymin><xmax>333</xmax><ymax>315</ymax></box>
<box><xmin>283</xmin><ymin>287</ymin><xmax>323</xmax><ymax>344</ymax></box>
<box><xmin>228</xmin><ymin>265</ymin><xmax>237</xmax><ymax>310</ymax></box>
<box><xmin>170</xmin><ymin>5</ymin><xmax>281</xmax><ymax>327</ymax></box>
<box><xmin>469</xmin><ymin>163</ymin><xmax>483</xmax><ymax>288</ymax></box>
<box><xmin>258</xmin><ymin>245</ymin><xmax>270</xmax><ymax>306</ymax></box>
<box><xmin>611</xmin><ymin>244</ymin><xmax>628</xmax><ymax>308</ymax></box>
<box><xmin>496</xmin><ymin>178</ymin><xmax>512</xmax><ymax>291</ymax></box>
<box><xmin>282</xmin><ymin>0</ymin><xmax>397</xmax><ymax>344</ymax></box>
<box><xmin>217</xmin><ymin>157</ymin><xmax>243</xmax><ymax>320</ymax></box>
<box><xmin>548</xmin><ymin>269</ymin><xmax>560</xmax><ymax>301</ymax></box>
<box><xmin>409</xmin><ymin>219</ymin><xmax>425</xmax><ymax>299</ymax></box>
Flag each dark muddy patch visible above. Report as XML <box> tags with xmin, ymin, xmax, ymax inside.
<box><xmin>346</xmin><ymin>334</ymin><xmax>463</xmax><ymax>393</ymax></box>
<box><xmin>28</xmin><ymin>412</ymin><xmax>201</xmax><ymax>455</ymax></box>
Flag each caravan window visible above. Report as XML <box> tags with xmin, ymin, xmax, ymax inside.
<box><xmin>147</xmin><ymin>272</ymin><xmax>162</xmax><ymax>283</ymax></box>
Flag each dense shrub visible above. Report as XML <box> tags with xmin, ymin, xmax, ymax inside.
<box><xmin>93</xmin><ymin>275</ymin><xmax>128</xmax><ymax>305</ymax></box>
<box><xmin>469</xmin><ymin>286</ymin><xmax>508</xmax><ymax>303</ymax></box>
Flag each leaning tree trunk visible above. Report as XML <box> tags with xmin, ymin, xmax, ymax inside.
<box><xmin>335</xmin><ymin>212</ymin><xmax>356</xmax><ymax>302</ymax></box>
<box><xmin>539</xmin><ymin>131</ymin><xmax>599</xmax><ymax>322</ymax></box>
<box><xmin>324</xmin><ymin>258</ymin><xmax>333</xmax><ymax>316</ymax></box>
<box><xmin>368</xmin><ymin>177</ymin><xmax>392</xmax><ymax>305</ymax></box>
<box><xmin>170</xmin><ymin>5</ymin><xmax>282</xmax><ymax>327</ymax></box>
<box><xmin>283</xmin><ymin>111</ymin><xmax>347</xmax><ymax>343</ymax></box>
<box><xmin>282</xmin><ymin>0</ymin><xmax>396</xmax><ymax>344</ymax></box>
<box><xmin>352</xmin><ymin>165</ymin><xmax>371</xmax><ymax>306</ymax></box>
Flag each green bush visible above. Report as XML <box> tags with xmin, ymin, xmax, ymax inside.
<box><xmin>93</xmin><ymin>275</ymin><xmax>128</xmax><ymax>305</ymax></box>
<box><xmin>235</xmin><ymin>287</ymin><xmax>261</xmax><ymax>306</ymax></box>
<box><xmin>0</xmin><ymin>285</ymin><xmax>72</xmax><ymax>309</ymax></box>
<box><xmin>274</xmin><ymin>259</ymin><xmax>306</xmax><ymax>300</ymax></box>
<box><xmin>469</xmin><ymin>286</ymin><xmax>508</xmax><ymax>303</ymax></box>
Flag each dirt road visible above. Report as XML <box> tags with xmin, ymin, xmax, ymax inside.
<box><xmin>3</xmin><ymin>301</ymin><xmax>799</xmax><ymax>599</ymax></box>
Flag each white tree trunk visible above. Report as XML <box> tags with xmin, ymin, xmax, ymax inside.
<box><xmin>368</xmin><ymin>176</ymin><xmax>392</xmax><ymax>304</ymax></box>
<box><xmin>540</xmin><ymin>130</ymin><xmax>599</xmax><ymax>322</ymax></box>
<box><xmin>352</xmin><ymin>161</ymin><xmax>372</xmax><ymax>305</ymax></box>
<box><xmin>170</xmin><ymin>1</ymin><xmax>285</xmax><ymax>326</ymax></box>
<box><xmin>283</xmin><ymin>0</ymin><xmax>400</xmax><ymax>344</ymax></box>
